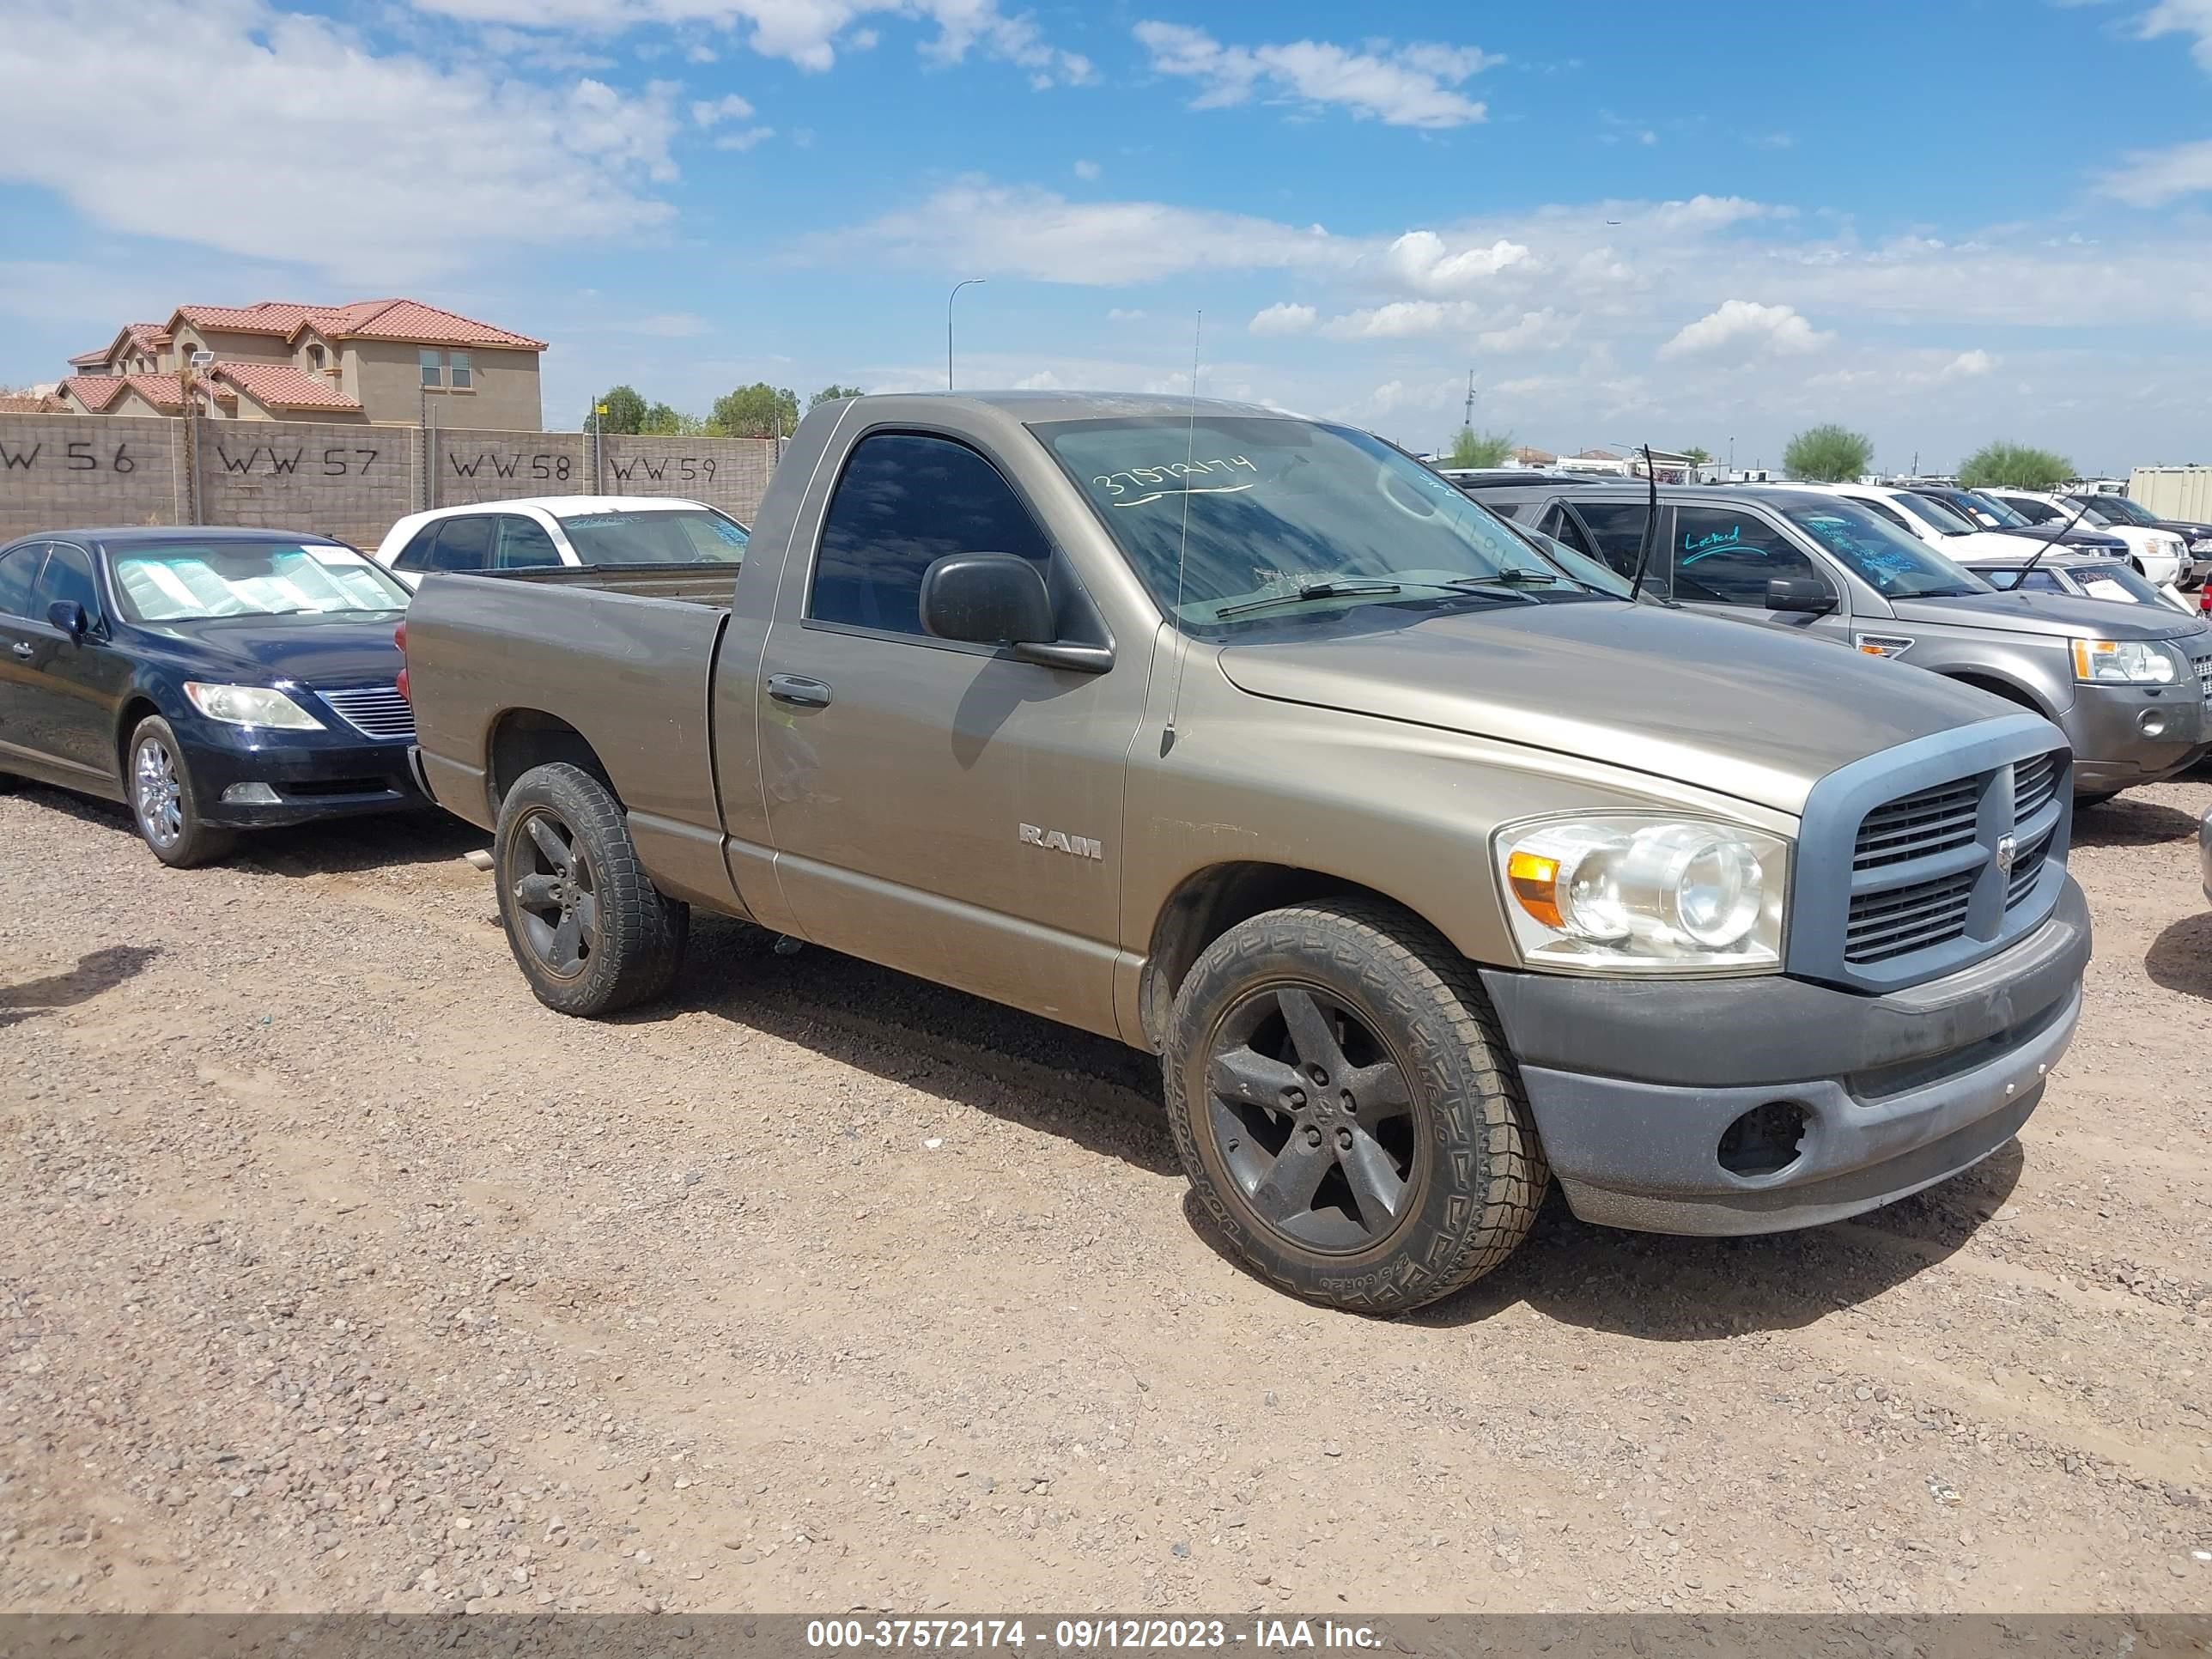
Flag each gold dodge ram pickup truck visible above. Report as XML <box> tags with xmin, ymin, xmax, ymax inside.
<box><xmin>399</xmin><ymin>392</ymin><xmax>2090</xmax><ymax>1312</ymax></box>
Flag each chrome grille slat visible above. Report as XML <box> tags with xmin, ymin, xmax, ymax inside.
<box><xmin>319</xmin><ymin>684</ymin><xmax>415</xmax><ymax>741</ymax></box>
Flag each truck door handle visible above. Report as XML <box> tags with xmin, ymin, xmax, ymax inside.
<box><xmin>768</xmin><ymin>674</ymin><xmax>833</xmax><ymax>708</ymax></box>
<box><xmin>9</xmin><ymin>642</ymin><xmax>32</xmax><ymax>661</ymax></box>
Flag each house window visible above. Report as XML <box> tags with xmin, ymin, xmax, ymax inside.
<box><xmin>307</xmin><ymin>343</ymin><xmax>325</xmax><ymax>370</ymax></box>
<box><xmin>420</xmin><ymin>348</ymin><xmax>443</xmax><ymax>388</ymax></box>
<box><xmin>448</xmin><ymin>351</ymin><xmax>472</xmax><ymax>390</ymax></box>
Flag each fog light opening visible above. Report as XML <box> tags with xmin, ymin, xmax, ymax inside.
<box><xmin>221</xmin><ymin>782</ymin><xmax>282</xmax><ymax>805</ymax></box>
<box><xmin>1717</xmin><ymin>1101</ymin><xmax>1809</xmax><ymax>1180</ymax></box>
<box><xmin>2138</xmin><ymin>709</ymin><xmax>2168</xmax><ymax>738</ymax></box>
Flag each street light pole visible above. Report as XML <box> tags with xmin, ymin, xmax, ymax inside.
<box><xmin>947</xmin><ymin>278</ymin><xmax>986</xmax><ymax>391</ymax></box>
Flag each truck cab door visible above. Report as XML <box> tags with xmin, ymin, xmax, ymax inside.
<box><xmin>752</xmin><ymin>429</ymin><xmax>1147</xmax><ymax>1037</ymax></box>
<box><xmin>1667</xmin><ymin>502</ymin><xmax>1848</xmax><ymax>640</ymax></box>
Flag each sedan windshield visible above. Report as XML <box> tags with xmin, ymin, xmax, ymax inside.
<box><xmin>2080</xmin><ymin>495</ymin><xmax>2160</xmax><ymax>526</ymax></box>
<box><xmin>1775</xmin><ymin>501</ymin><xmax>1989</xmax><ymax>599</ymax></box>
<box><xmin>1963</xmin><ymin>490</ymin><xmax>2029</xmax><ymax>526</ymax></box>
<box><xmin>113</xmin><ymin>541</ymin><xmax>410</xmax><ymax>622</ymax></box>
<box><xmin>1040</xmin><ymin>416</ymin><xmax>1612</xmax><ymax>630</ymax></box>
<box><xmin>554</xmin><ymin>508</ymin><xmax>748</xmax><ymax>565</ymax></box>
<box><xmin>1890</xmin><ymin>491</ymin><xmax>1979</xmax><ymax>536</ymax></box>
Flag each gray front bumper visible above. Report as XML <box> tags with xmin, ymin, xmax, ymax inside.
<box><xmin>2200</xmin><ymin>805</ymin><xmax>2212</xmax><ymax>904</ymax></box>
<box><xmin>2061</xmin><ymin>679</ymin><xmax>2210</xmax><ymax>792</ymax></box>
<box><xmin>1478</xmin><ymin>877</ymin><xmax>2091</xmax><ymax>1237</ymax></box>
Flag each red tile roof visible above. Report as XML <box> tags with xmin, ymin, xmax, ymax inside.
<box><xmin>0</xmin><ymin>393</ymin><xmax>56</xmax><ymax>413</ymax></box>
<box><xmin>69</xmin><ymin>322</ymin><xmax>170</xmax><ymax>368</ymax></box>
<box><xmin>168</xmin><ymin>297</ymin><xmax>544</xmax><ymax>350</ymax></box>
<box><xmin>209</xmin><ymin>361</ymin><xmax>362</xmax><ymax>411</ymax></box>
<box><xmin>60</xmin><ymin>374</ymin><xmax>195</xmax><ymax>411</ymax></box>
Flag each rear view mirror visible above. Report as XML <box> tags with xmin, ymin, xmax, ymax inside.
<box><xmin>46</xmin><ymin>599</ymin><xmax>87</xmax><ymax>638</ymax></box>
<box><xmin>920</xmin><ymin>553</ymin><xmax>1054</xmax><ymax>647</ymax></box>
<box><xmin>1765</xmin><ymin>577</ymin><xmax>1835</xmax><ymax>615</ymax></box>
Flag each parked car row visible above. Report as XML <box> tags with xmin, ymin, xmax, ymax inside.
<box><xmin>2</xmin><ymin>397</ymin><xmax>2204</xmax><ymax>1318</ymax></box>
<box><xmin>1455</xmin><ymin>471</ymin><xmax>2212</xmax><ymax>802</ymax></box>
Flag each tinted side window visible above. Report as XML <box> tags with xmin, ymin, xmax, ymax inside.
<box><xmin>1566</xmin><ymin>502</ymin><xmax>1653</xmax><ymax>579</ymax></box>
<box><xmin>2019</xmin><ymin>569</ymin><xmax>2066</xmax><ymax>592</ymax></box>
<box><xmin>34</xmin><ymin>544</ymin><xmax>98</xmax><ymax>618</ymax></box>
<box><xmin>1538</xmin><ymin>504</ymin><xmax>1601</xmax><ymax>562</ymax></box>
<box><xmin>0</xmin><ymin>544</ymin><xmax>43</xmax><ymax>617</ymax></box>
<box><xmin>428</xmin><ymin>517</ymin><xmax>495</xmax><ymax>573</ymax></box>
<box><xmin>496</xmin><ymin>515</ymin><xmax>562</xmax><ymax>569</ymax></box>
<box><xmin>392</xmin><ymin>524</ymin><xmax>443</xmax><ymax>573</ymax></box>
<box><xmin>811</xmin><ymin>433</ymin><xmax>1050</xmax><ymax>637</ymax></box>
<box><xmin>1672</xmin><ymin>507</ymin><xmax>1831</xmax><ymax>608</ymax></box>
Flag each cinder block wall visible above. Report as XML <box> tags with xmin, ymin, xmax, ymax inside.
<box><xmin>2</xmin><ymin>413</ymin><xmax>783</xmax><ymax>548</ymax></box>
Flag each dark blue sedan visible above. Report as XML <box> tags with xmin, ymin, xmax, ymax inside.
<box><xmin>0</xmin><ymin>526</ymin><xmax>422</xmax><ymax>866</ymax></box>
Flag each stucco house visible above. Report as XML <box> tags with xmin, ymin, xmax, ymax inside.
<box><xmin>58</xmin><ymin>299</ymin><xmax>546</xmax><ymax>428</ymax></box>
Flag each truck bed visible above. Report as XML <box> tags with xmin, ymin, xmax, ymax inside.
<box><xmin>455</xmin><ymin>562</ymin><xmax>739</xmax><ymax>607</ymax></box>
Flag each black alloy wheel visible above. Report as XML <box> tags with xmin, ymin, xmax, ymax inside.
<box><xmin>508</xmin><ymin>808</ymin><xmax>600</xmax><ymax>980</ymax></box>
<box><xmin>1203</xmin><ymin>983</ymin><xmax>1420</xmax><ymax>1253</ymax></box>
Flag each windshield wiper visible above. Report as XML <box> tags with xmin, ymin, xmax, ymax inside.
<box><xmin>1216</xmin><ymin>580</ymin><xmax>1403</xmax><ymax>619</ymax></box>
<box><xmin>1447</xmin><ymin>569</ymin><xmax>1561</xmax><ymax>587</ymax></box>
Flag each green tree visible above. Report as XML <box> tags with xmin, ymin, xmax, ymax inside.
<box><xmin>1681</xmin><ymin>445</ymin><xmax>1713</xmax><ymax>467</ymax></box>
<box><xmin>1782</xmin><ymin>423</ymin><xmax>1874</xmax><ymax>483</ymax></box>
<box><xmin>588</xmin><ymin>384</ymin><xmax>648</xmax><ymax>434</ymax></box>
<box><xmin>810</xmin><ymin>383</ymin><xmax>866</xmax><ymax>410</ymax></box>
<box><xmin>640</xmin><ymin>402</ymin><xmax>708</xmax><ymax>436</ymax></box>
<box><xmin>1445</xmin><ymin>428</ymin><xmax>1514</xmax><ymax>468</ymax></box>
<box><xmin>710</xmin><ymin>382</ymin><xmax>800</xmax><ymax>439</ymax></box>
<box><xmin>1958</xmin><ymin>440</ymin><xmax>2074</xmax><ymax>491</ymax></box>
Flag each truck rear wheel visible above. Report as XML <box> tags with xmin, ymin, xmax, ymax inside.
<box><xmin>1163</xmin><ymin>897</ymin><xmax>1547</xmax><ymax>1314</ymax></box>
<box><xmin>494</xmin><ymin>762</ymin><xmax>689</xmax><ymax>1018</ymax></box>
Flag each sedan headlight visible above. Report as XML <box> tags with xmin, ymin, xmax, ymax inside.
<box><xmin>2070</xmin><ymin>638</ymin><xmax>2179</xmax><ymax>685</ymax></box>
<box><xmin>183</xmin><ymin>682</ymin><xmax>324</xmax><ymax>730</ymax></box>
<box><xmin>1493</xmin><ymin>816</ymin><xmax>1789</xmax><ymax>975</ymax></box>
<box><xmin>2189</xmin><ymin>537</ymin><xmax>2212</xmax><ymax>554</ymax></box>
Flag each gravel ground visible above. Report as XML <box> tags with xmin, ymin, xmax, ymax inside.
<box><xmin>3</xmin><ymin>769</ymin><xmax>2209</xmax><ymax>1616</ymax></box>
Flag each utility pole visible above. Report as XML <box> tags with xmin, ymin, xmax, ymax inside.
<box><xmin>1463</xmin><ymin>368</ymin><xmax>1476</xmax><ymax>436</ymax></box>
<box><xmin>947</xmin><ymin>278</ymin><xmax>986</xmax><ymax>391</ymax></box>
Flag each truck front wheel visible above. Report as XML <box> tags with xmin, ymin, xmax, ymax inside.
<box><xmin>1163</xmin><ymin>898</ymin><xmax>1547</xmax><ymax>1314</ymax></box>
<box><xmin>494</xmin><ymin>762</ymin><xmax>689</xmax><ymax>1018</ymax></box>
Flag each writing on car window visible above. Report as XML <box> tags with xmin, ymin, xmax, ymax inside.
<box><xmin>1091</xmin><ymin>456</ymin><xmax>1258</xmax><ymax>506</ymax></box>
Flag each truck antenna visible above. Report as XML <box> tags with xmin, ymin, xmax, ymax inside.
<box><xmin>1627</xmin><ymin>443</ymin><xmax>1660</xmax><ymax>602</ymax></box>
<box><xmin>2012</xmin><ymin>492</ymin><xmax>2096</xmax><ymax>589</ymax></box>
<box><xmin>1161</xmin><ymin>310</ymin><xmax>1202</xmax><ymax>757</ymax></box>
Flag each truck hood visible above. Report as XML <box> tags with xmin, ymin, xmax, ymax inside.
<box><xmin>1889</xmin><ymin>590</ymin><xmax>2209</xmax><ymax>641</ymax></box>
<box><xmin>1215</xmin><ymin>601</ymin><xmax>2016</xmax><ymax>816</ymax></box>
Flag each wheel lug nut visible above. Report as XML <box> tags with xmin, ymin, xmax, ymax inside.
<box><xmin>1340</xmin><ymin>1091</ymin><xmax>1355</xmax><ymax>1112</ymax></box>
<box><xmin>1336</xmin><ymin>1127</ymin><xmax>1353</xmax><ymax>1151</ymax></box>
<box><xmin>1304</xmin><ymin>1127</ymin><xmax>1323</xmax><ymax>1148</ymax></box>
<box><xmin>1285</xmin><ymin>1087</ymin><xmax>1306</xmax><ymax>1109</ymax></box>
<box><xmin>1308</xmin><ymin>1066</ymin><xmax>1328</xmax><ymax>1085</ymax></box>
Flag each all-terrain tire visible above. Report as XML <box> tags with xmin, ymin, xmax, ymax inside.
<box><xmin>494</xmin><ymin>762</ymin><xmax>689</xmax><ymax>1017</ymax></box>
<box><xmin>1163</xmin><ymin>896</ymin><xmax>1547</xmax><ymax>1315</ymax></box>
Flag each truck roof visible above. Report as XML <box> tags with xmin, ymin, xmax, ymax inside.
<box><xmin>898</xmin><ymin>390</ymin><xmax>1300</xmax><ymax>423</ymax></box>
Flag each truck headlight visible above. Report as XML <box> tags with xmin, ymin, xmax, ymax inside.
<box><xmin>1493</xmin><ymin>816</ymin><xmax>1789</xmax><ymax>974</ymax></box>
<box><xmin>183</xmin><ymin>682</ymin><xmax>325</xmax><ymax>730</ymax></box>
<box><xmin>2189</xmin><ymin>537</ymin><xmax>2212</xmax><ymax>554</ymax></box>
<box><xmin>2070</xmin><ymin>638</ymin><xmax>2178</xmax><ymax>684</ymax></box>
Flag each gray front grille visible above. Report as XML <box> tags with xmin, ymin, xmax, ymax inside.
<box><xmin>2008</xmin><ymin>826</ymin><xmax>2055</xmax><ymax>909</ymax></box>
<box><xmin>1852</xmin><ymin>779</ymin><xmax>1980</xmax><ymax>872</ymax></box>
<box><xmin>319</xmin><ymin>684</ymin><xmax>415</xmax><ymax>741</ymax></box>
<box><xmin>2013</xmin><ymin>750</ymin><xmax>2062</xmax><ymax>823</ymax></box>
<box><xmin>1845</xmin><ymin>870</ymin><xmax>1978</xmax><ymax>965</ymax></box>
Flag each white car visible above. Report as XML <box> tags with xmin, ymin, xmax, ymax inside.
<box><xmin>371</xmin><ymin>496</ymin><xmax>749</xmax><ymax>590</ymax></box>
<box><xmin>1759</xmin><ymin>481</ymin><xmax>2060</xmax><ymax>562</ymax></box>
<box><xmin>1978</xmin><ymin>489</ymin><xmax>2186</xmax><ymax>587</ymax></box>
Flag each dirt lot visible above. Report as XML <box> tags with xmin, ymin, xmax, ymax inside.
<box><xmin>3</xmin><ymin>771</ymin><xmax>2209</xmax><ymax>1617</ymax></box>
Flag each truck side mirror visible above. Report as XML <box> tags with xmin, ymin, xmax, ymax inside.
<box><xmin>920</xmin><ymin>553</ymin><xmax>1055</xmax><ymax>647</ymax></box>
<box><xmin>1765</xmin><ymin>576</ymin><xmax>1836</xmax><ymax>615</ymax></box>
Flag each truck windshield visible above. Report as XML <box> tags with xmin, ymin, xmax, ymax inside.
<box><xmin>553</xmin><ymin>508</ymin><xmax>748</xmax><ymax>565</ymax></box>
<box><xmin>2081</xmin><ymin>495</ymin><xmax>2160</xmax><ymax>526</ymax></box>
<box><xmin>1775</xmin><ymin>501</ymin><xmax>1989</xmax><ymax>599</ymax></box>
<box><xmin>1038</xmin><ymin>416</ymin><xmax>1615</xmax><ymax>629</ymax></box>
<box><xmin>1963</xmin><ymin>490</ymin><xmax>2029</xmax><ymax>526</ymax></box>
<box><xmin>112</xmin><ymin>541</ymin><xmax>410</xmax><ymax>622</ymax></box>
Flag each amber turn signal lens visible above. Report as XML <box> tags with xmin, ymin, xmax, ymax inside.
<box><xmin>1506</xmin><ymin>849</ymin><xmax>1563</xmax><ymax>928</ymax></box>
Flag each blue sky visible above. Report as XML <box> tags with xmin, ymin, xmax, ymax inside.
<box><xmin>6</xmin><ymin>0</ymin><xmax>2212</xmax><ymax>471</ymax></box>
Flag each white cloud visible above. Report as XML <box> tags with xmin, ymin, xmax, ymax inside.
<box><xmin>1249</xmin><ymin>301</ymin><xmax>1317</xmax><ymax>336</ymax></box>
<box><xmin>1134</xmin><ymin>20</ymin><xmax>1496</xmax><ymax>127</ymax></box>
<box><xmin>2100</xmin><ymin>138</ymin><xmax>2212</xmax><ymax>204</ymax></box>
<box><xmin>2138</xmin><ymin>0</ymin><xmax>2212</xmax><ymax>69</ymax></box>
<box><xmin>803</xmin><ymin>179</ymin><xmax>1351</xmax><ymax>284</ymax></box>
<box><xmin>1375</xmin><ymin>230</ymin><xmax>1530</xmax><ymax>295</ymax></box>
<box><xmin>0</xmin><ymin>0</ymin><xmax>676</xmax><ymax>281</ymax></box>
<box><xmin>410</xmin><ymin>0</ymin><xmax>1091</xmax><ymax>79</ymax></box>
<box><xmin>1107</xmin><ymin>307</ymin><xmax>1146</xmax><ymax>321</ymax></box>
<box><xmin>714</xmin><ymin>125</ymin><xmax>775</xmax><ymax>150</ymax></box>
<box><xmin>1073</xmin><ymin>158</ymin><xmax>1101</xmax><ymax>180</ymax></box>
<box><xmin>1477</xmin><ymin>307</ymin><xmax>1574</xmax><ymax>353</ymax></box>
<box><xmin>1320</xmin><ymin>300</ymin><xmax>1480</xmax><ymax>340</ymax></box>
<box><xmin>1644</xmin><ymin>194</ymin><xmax>1777</xmax><ymax>232</ymax></box>
<box><xmin>1012</xmin><ymin>368</ymin><xmax>1063</xmax><ymax>389</ymax></box>
<box><xmin>691</xmin><ymin>92</ymin><xmax>756</xmax><ymax>125</ymax></box>
<box><xmin>1942</xmin><ymin>349</ymin><xmax>1996</xmax><ymax>379</ymax></box>
<box><xmin>1657</xmin><ymin>300</ymin><xmax>1832</xmax><ymax>360</ymax></box>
